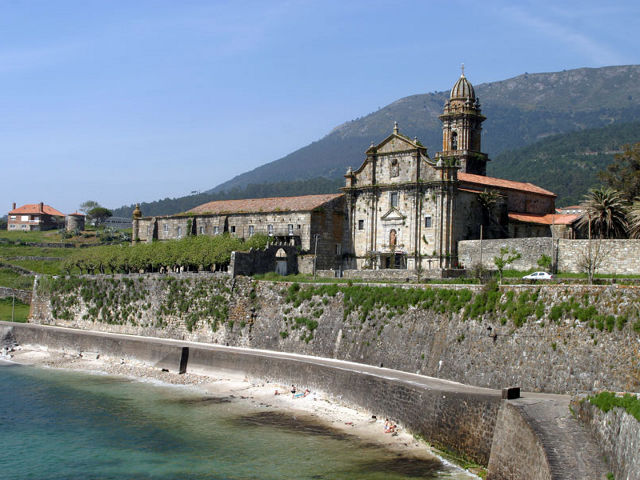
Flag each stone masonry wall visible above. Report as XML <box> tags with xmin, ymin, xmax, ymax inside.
<box><xmin>29</xmin><ymin>275</ymin><xmax>640</xmax><ymax>394</ymax></box>
<box><xmin>459</xmin><ymin>237</ymin><xmax>640</xmax><ymax>274</ymax></box>
<box><xmin>458</xmin><ymin>237</ymin><xmax>553</xmax><ymax>271</ymax></box>
<box><xmin>486</xmin><ymin>403</ymin><xmax>551</xmax><ymax>480</ymax></box>
<box><xmin>0</xmin><ymin>287</ymin><xmax>32</xmax><ymax>304</ymax></box>
<box><xmin>557</xmin><ymin>239</ymin><xmax>640</xmax><ymax>274</ymax></box>
<box><xmin>572</xmin><ymin>396</ymin><xmax>640</xmax><ymax>480</ymax></box>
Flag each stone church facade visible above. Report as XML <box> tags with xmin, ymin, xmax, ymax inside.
<box><xmin>342</xmin><ymin>72</ymin><xmax>557</xmax><ymax>271</ymax></box>
<box><xmin>134</xmin><ymin>72</ymin><xmax>567</xmax><ymax>273</ymax></box>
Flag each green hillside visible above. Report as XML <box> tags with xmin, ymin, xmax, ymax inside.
<box><xmin>210</xmin><ymin>65</ymin><xmax>640</xmax><ymax>194</ymax></box>
<box><xmin>489</xmin><ymin>122</ymin><xmax>640</xmax><ymax>206</ymax></box>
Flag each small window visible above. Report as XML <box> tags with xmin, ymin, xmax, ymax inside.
<box><xmin>163</xmin><ymin>224</ymin><xmax>169</xmax><ymax>232</ymax></box>
<box><xmin>390</xmin><ymin>192</ymin><xmax>399</xmax><ymax>208</ymax></box>
<box><xmin>10</xmin><ymin>215</ymin><xmax>16</xmax><ymax>220</ymax></box>
<box><xmin>451</xmin><ymin>131</ymin><xmax>458</xmax><ymax>150</ymax></box>
<box><xmin>9</xmin><ymin>224</ymin><xmax>15</xmax><ymax>229</ymax></box>
<box><xmin>147</xmin><ymin>226</ymin><xmax>151</xmax><ymax>236</ymax></box>
<box><xmin>214</xmin><ymin>226</ymin><xmax>220</xmax><ymax>235</ymax></box>
<box><xmin>199</xmin><ymin>226</ymin><xmax>205</xmax><ymax>235</ymax></box>
<box><xmin>297</xmin><ymin>224</ymin><xmax>301</xmax><ymax>229</ymax></box>
<box><xmin>21</xmin><ymin>215</ymin><xmax>29</xmax><ymax>221</ymax></box>
<box><xmin>288</xmin><ymin>224</ymin><xmax>294</xmax><ymax>235</ymax></box>
<box><xmin>230</xmin><ymin>226</ymin><xmax>236</xmax><ymax>233</ymax></box>
<box><xmin>268</xmin><ymin>224</ymin><xmax>274</xmax><ymax>235</ymax></box>
<box><xmin>358</xmin><ymin>219</ymin><xmax>364</xmax><ymax>230</ymax></box>
<box><xmin>248</xmin><ymin>225</ymin><xmax>254</xmax><ymax>236</ymax></box>
<box><xmin>424</xmin><ymin>216</ymin><xmax>432</xmax><ymax>228</ymax></box>
<box><xmin>177</xmin><ymin>226</ymin><xmax>182</xmax><ymax>238</ymax></box>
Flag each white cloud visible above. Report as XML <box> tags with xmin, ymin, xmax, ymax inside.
<box><xmin>500</xmin><ymin>4</ymin><xmax>627</xmax><ymax>66</ymax></box>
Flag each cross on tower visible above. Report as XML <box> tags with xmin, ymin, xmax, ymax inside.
<box><xmin>461</xmin><ymin>63</ymin><xmax>465</xmax><ymax>76</ymax></box>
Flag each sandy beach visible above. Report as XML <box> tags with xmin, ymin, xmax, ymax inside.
<box><xmin>2</xmin><ymin>344</ymin><xmax>481</xmax><ymax>478</ymax></box>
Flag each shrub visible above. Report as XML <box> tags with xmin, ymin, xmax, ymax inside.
<box><xmin>550</xmin><ymin>305</ymin><xmax>564</xmax><ymax>321</ymax></box>
<box><xmin>589</xmin><ymin>391</ymin><xmax>640</xmax><ymax>422</ymax></box>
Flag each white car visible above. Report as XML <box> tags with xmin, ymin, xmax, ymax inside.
<box><xmin>522</xmin><ymin>271</ymin><xmax>553</xmax><ymax>281</ymax></box>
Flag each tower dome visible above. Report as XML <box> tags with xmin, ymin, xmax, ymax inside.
<box><xmin>450</xmin><ymin>73</ymin><xmax>476</xmax><ymax>101</ymax></box>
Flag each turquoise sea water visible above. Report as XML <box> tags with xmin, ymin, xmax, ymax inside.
<box><xmin>0</xmin><ymin>363</ymin><xmax>473</xmax><ymax>479</ymax></box>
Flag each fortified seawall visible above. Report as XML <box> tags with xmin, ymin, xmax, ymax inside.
<box><xmin>1</xmin><ymin>321</ymin><xmax>610</xmax><ymax>479</ymax></box>
<box><xmin>29</xmin><ymin>274</ymin><xmax>640</xmax><ymax>394</ymax></box>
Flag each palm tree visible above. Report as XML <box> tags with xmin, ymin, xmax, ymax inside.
<box><xmin>628</xmin><ymin>198</ymin><xmax>640</xmax><ymax>239</ymax></box>
<box><xmin>577</xmin><ymin>187</ymin><xmax>628</xmax><ymax>239</ymax></box>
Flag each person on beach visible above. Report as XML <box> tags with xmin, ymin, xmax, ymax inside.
<box><xmin>384</xmin><ymin>419</ymin><xmax>396</xmax><ymax>433</ymax></box>
<box><xmin>293</xmin><ymin>388</ymin><xmax>310</xmax><ymax>399</ymax></box>
<box><xmin>290</xmin><ymin>385</ymin><xmax>297</xmax><ymax>397</ymax></box>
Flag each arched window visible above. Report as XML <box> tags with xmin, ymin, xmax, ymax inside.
<box><xmin>451</xmin><ymin>131</ymin><xmax>458</xmax><ymax>150</ymax></box>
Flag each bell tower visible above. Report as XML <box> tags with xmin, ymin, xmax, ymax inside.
<box><xmin>438</xmin><ymin>66</ymin><xmax>488</xmax><ymax>175</ymax></box>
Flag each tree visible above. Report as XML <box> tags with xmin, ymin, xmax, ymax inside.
<box><xmin>493</xmin><ymin>247</ymin><xmax>521</xmax><ymax>284</ymax></box>
<box><xmin>577</xmin><ymin>187</ymin><xmax>628</xmax><ymax>239</ymax></box>
<box><xmin>579</xmin><ymin>237</ymin><xmax>610</xmax><ymax>285</ymax></box>
<box><xmin>537</xmin><ymin>254</ymin><xmax>552</xmax><ymax>271</ymax></box>
<box><xmin>629</xmin><ymin>198</ymin><xmax>640</xmax><ymax>239</ymax></box>
<box><xmin>88</xmin><ymin>207</ymin><xmax>113</xmax><ymax>226</ymax></box>
<box><xmin>599</xmin><ymin>142</ymin><xmax>640</xmax><ymax>203</ymax></box>
<box><xmin>79</xmin><ymin>200</ymin><xmax>100</xmax><ymax>215</ymax></box>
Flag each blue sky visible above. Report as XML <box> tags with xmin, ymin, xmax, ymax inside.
<box><xmin>2</xmin><ymin>0</ymin><xmax>640</xmax><ymax>214</ymax></box>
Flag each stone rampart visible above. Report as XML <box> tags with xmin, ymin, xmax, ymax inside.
<box><xmin>459</xmin><ymin>237</ymin><xmax>640</xmax><ymax>275</ymax></box>
<box><xmin>28</xmin><ymin>275</ymin><xmax>640</xmax><ymax>394</ymax></box>
<box><xmin>487</xmin><ymin>402</ymin><xmax>551</xmax><ymax>480</ymax></box>
<box><xmin>0</xmin><ymin>321</ymin><xmax>506</xmax><ymax>467</ymax></box>
<box><xmin>572</xmin><ymin>396</ymin><xmax>640</xmax><ymax>480</ymax></box>
<box><xmin>3</xmin><ymin>322</ymin><xmax>616</xmax><ymax>478</ymax></box>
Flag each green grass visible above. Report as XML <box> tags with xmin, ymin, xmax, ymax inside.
<box><xmin>0</xmin><ymin>230</ymin><xmax>63</xmax><ymax>243</ymax></box>
<box><xmin>7</xmin><ymin>259</ymin><xmax>64</xmax><ymax>275</ymax></box>
<box><xmin>588</xmin><ymin>391</ymin><xmax>640</xmax><ymax>422</ymax></box>
<box><xmin>0</xmin><ymin>297</ymin><xmax>30</xmax><ymax>322</ymax></box>
<box><xmin>0</xmin><ymin>268</ymin><xmax>34</xmax><ymax>290</ymax></box>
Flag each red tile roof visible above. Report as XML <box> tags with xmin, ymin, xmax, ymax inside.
<box><xmin>9</xmin><ymin>204</ymin><xmax>65</xmax><ymax>217</ymax></box>
<box><xmin>458</xmin><ymin>172</ymin><xmax>556</xmax><ymax>197</ymax></box>
<box><xmin>189</xmin><ymin>193</ymin><xmax>344</xmax><ymax>215</ymax></box>
<box><xmin>508</xmin><ymin>212</ymin><xmax>581</xmax><ymax>225</ymax></box>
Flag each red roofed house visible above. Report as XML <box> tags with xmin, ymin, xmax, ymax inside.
<box><xmin>7</xmin><ymin>202</ymin><xmax>65</xmax><ymax>231</ymax></box>
<box><xmin>133</xmin><ymin>71</ymin><xmax>563</xmax><ymax>273</ymax></box>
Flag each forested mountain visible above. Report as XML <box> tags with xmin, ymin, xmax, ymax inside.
<box><xmin>113</xmin><ymin>65</ymin><xmax>640</xmax><ymax>216</ymax></box>
<box><xmin>209</xmin><ymin>65</ymin><xmax>640</xmax><ymax>194</ymax></box>
<box><xmin>489</xmin><ymin>122</ymin><xmax>640</xmax><ymax>206</ymax></box>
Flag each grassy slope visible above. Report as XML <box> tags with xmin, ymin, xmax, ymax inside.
<box><xmin>0</xmin><ymin>298</ymin><xmax>29</xmax><ymax>322</ymax></box>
